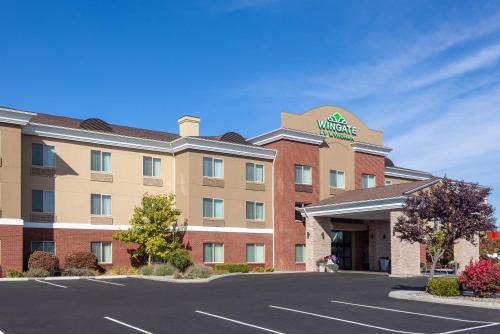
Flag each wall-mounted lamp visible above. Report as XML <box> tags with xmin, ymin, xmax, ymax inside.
<box><xmin>307</xmin><ymin>232</ymin><xmax>310</xmax><ymax>239</ymax></box>
<box><xmin>321</xmin><ymin>232</ymin><xmax>325</xmax><ymax>240</ymax></box>
<box><xmin>382</xmin><ymin>234</ymin><xmax>386</xmax><ymax>239</ymax></box>
<box><xmin>370</xmin><ymin>233</ymin><xmax>374</xmax><ymax>240</ymax></box>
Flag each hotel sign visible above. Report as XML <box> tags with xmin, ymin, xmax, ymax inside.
<box><xmin>317</xmin><ymin>112</ymin><xmax>357</xmax><ymax>141</ymax></box>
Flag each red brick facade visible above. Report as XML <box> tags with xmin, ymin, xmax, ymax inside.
<box><xmin>23</xmin><ymin>228</ymin><xmax>138</xmax><ymax>270</ymax></box>
<box><xmin>0</xmin><ymin>225</ymin><xmax>24</xmax><ymax>276</ymax></box>
<box><xmin>354</xmin><ymin>152</ymin><xmax>385</xmax><ymax>189</ymax></box>
<box><xmin>263</xmin><ymin>139</ymin><xmax>320</xmax><ymax>271</ymax></box>
<box><xmin>183</xmin><ymin>231</ymin><xmax>273</xmax><ymax>269</ymax></box>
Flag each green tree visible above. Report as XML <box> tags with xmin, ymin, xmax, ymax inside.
<box><xmin>113</xmin><ymin>193</ymin><xmax>186</xmax><ymax>265</ymax></box>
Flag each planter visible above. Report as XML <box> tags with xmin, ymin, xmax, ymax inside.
<box><xmin>318</xmin><ymin>263</ymin><xmax>326</xmax><ymax>272</ymax></box>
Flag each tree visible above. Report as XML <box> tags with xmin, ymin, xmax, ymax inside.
<box><xmin>394</xmin><ymin>178</ymin><xmax>496</xmax><ymax>282</ymax></box>
<box><xmin>113</xmin><ymin>193</ymin><xmax>187</xmax><ymax>265</ymax></box>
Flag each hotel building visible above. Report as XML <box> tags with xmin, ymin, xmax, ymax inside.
<box><xmin>0</xmin><ymin>105</ymin><xmax>479</xmax><ymax>276</ymax></box>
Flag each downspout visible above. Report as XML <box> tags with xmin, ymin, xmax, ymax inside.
<box><xmin>271</xmin><ymin>150</ymin><xmax>277</xmax><ymax>269</ymax></box>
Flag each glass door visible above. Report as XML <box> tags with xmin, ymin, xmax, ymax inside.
<box><xmin>331</xmin><ymin>230</ymin><xmax>352</xmax><ymax>270</ymax></box>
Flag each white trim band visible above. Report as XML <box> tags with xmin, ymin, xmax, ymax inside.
<box><xmin>0</xmin><ymin>218</ymin><xmax>24</xmax><ymax>226</ymax></box>
<box><xmin>248</xmin><ymin>128</ymin><xmax>325</xmax><ymax>146</ymax></box>
<box><xmin>351</xmin><ymin>142</ymin><xmax>392</xmax><ymax>157</ymax></box>
<box><xmin>299</xmin><ymin>197</ymin><xmax>406</xmax><ymax>217</ymax></box>
<box><xmin>385</xmin><ymin>166</ymin><xmax>432</xmax><ymax>181</ymax></box>
<box><xmin>0</xmin><ymin>107</ymin><xmax>36</xmax><ymax>126</ymax></box>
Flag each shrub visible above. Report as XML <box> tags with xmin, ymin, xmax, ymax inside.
<box><xmin>24</xmin><ymin>268</ymin><xmax>50</xmax><ymax>277</ymax></box>
<box><xmin>266</xmin><ymin>268</ymin><xmax>274</xmax><ymax>272</ymax></box>
<box><xmin>141</xmin><ymin>265</ymin><xmax>154</xmax><ymax>275</ymax></box>
<box><xmin>208</xmin><ymin>267</ymin><xmax>229</xmax><ymax>275</ymax></box>
<box><xmin>185</xmin><ymin>264</ymin><xmax>210</xmax><ymax>279</ymax></box>
<box><xmin>214</xmin><ymin>263</ymin><xmax>249</xmax><ymax>273</ymax></box>
<box><xmin>173</xmin><ymin>270</ymin><xmax>183</xmax><ymax>279</ymax></box>
<box><xmin>62</xmin><ymin>268</ymin><xmax>96</xmax><ymax>277</ymax></box>
<box><xmin>427</xmin><ymin>277</ymin><xmax>462</xmax><ymax>297</ymax></box>
<box><xmin>28</xmin><ymin>251</ymin><xmax>59</xmax><ymax>275</ymax></box>
<box><xmin>459</xmin><ymin>259</ymin><xmax>500</xmax><ymax>298</ymax></box>
<box><xmin>168</xmin><ymin>249</ymin><xmax>192</xmax><ymax>272</ymax></box>
<box><xmin>6</xmin><ymin>268</ymin><xmax>23</xmax><ymax>278</ymax></box>
<box><xmin>106</xmin><ymin>267</ymin><xmax>139</xmax><ymax>275</ymax></box>
<box><xmin>64</xmin><ymin>251</ymin><xmax>98</xmax><ymax>270</ymax></box>
<box><xmin>154</xmin><ymin>263</ymin><xmax>176</xmax><ymax>276</ymax></box>
<box><xmin>253</xmin><ymin>267</ymin><xmax>265</xmax><ymax>273</ymax></box>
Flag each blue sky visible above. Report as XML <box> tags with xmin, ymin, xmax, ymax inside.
<box><xmin>1</xmin><ymin>0</ymin><xmax>500</xmax><ymax>221</ymax></box>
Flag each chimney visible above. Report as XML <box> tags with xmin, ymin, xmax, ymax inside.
<box><xmin>177</xmin><ymin>115</ymin><xmax>200</xmax><ymax>137</ymax></box>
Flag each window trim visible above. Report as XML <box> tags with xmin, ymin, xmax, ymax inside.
<box><xmin>91</xmin><ymin>241</ymin><xmax>113</xmax><ymax>264</ymax></box>
<box><xmin>246</xmin><ymin>243</ymin><xmax>265</xmax><ymax>264</ymax></box>
<box><xmin>31</xmin><ymin>143</ymin><xmax>56</xmax><ymax>168</ymax></box>
<box><xmin>294</xmin><ymin>164</ymin><xmax>312</xmax><ymax>185</ymax></box>
<box><xmin>30</xmin><ymin>241</ymin><xmax>56</xmax><ymax>254</ymax></box>
<box><xmin>202</xmin><ymin>157</ymin><xmax>224</xmax><ymax>179</ymax></box>
<box><xmin>329</xmin><ymin>169</ymin><xmax>345</xmax><ymax>189</ymax></box>
<box><xmin>143</xmin><ymin>156</ymin><xmax>162</xmax><ymax>177</ymax></box>
<box><xmin>91</xmin><ymin>150</ymin><xmax>112</xmax><ymax>173</ymax></box>
<box><xmin>295</xmin><ymin>244</ymin><xmax>306</xmax><ymax>263</ymax></box>
<box><xmin>245</xmin><ymin>162</ymin><xmax>265</xmax><ymax>183</ymax></box>
<box><xmin>203</xmin><ymin>242</ymin><xmax>224</xmax><ymax>264</ymax></box>
<box><xmin>361</xmin><ymin>174</ymin><xmax>376</xmax><ymax>189</ymax></box>
<box><xmin>202</xmin><ymin>197</ymin><xmax>224</xmax><ymax>219</ymax></box>
<box><xmin>245</xmin><ymin>201</ymin><xmax>265</xmax><ymax>221</ymax></box>
<box><xmin>31</xmin><ymin>189</ymin><xmax>55</xmax><ymax>213</ymax></box>
<box><xmin>90</xmin><ymin>194</ymin><xmax>112</xmax><ymax>216</ymax></box>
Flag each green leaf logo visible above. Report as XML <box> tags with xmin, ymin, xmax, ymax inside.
<box><xmin>329</xmin><ymin>112</ymin><xmax>347</xmax><ymax>124</ymax></box>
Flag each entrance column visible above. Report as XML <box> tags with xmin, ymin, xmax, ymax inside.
<box><xmin>454</xmin><ymin>237</ymin><xmax>479</xmax><ymax>273</ymax></box>
<box><xmin>390</xmin><ymin>211</ymin><xmax>420</xmax><ymax>276</ymax></box>
<box><xmin>305</xmin><ymin>216</ymin><xmax>331</xmax><ymax>272</ymax></box>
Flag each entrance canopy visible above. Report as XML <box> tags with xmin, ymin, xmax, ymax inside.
<box><xmin>298</xmin><ymin>177</ymin><xmax>440</xmax><ymax>220</ymax></box>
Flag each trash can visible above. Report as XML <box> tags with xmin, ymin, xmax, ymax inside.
<box><xmin>379</xmin><ymin>257</ymin><xmax>390</xmax><ymax>272</ymax></box>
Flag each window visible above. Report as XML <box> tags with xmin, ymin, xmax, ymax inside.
<box><xmin>246</xmin><ymin>163</ymin><xmax>264</xmax><ymax>183</ymax></box>
<box><xmin>32</xmin><ymin>190</ymin><xmax>55</xmax><ymax>213</ymax></box>
<box><xmin>31</xmin><ymin>241</ymin><xmax>55</xmax><ymax>253</ymax></box>
<box><xmin>91</xmin><ymin>194</ymin><xmax>112</xmax><ymax>216</ymax></box>
<box><xmin>91</xmin><ymin>150</ymin><xmax>111</xmax><ymax>172</ymax></box>
<box><xmin>295</xmin><ymin>165</ymin><xmax>312</xmax><ymax>185</ymax></box>
<box><xmin>32</xmin><ymin>143</ymin><xmax>55</xmax><ymax>167</ymax></box>
<box><xmin>91</xmin><ymin>242</ymin><xmax>112</xmax><ymax>263</ymax></box>
<box><xmin>143</xmin><ymin>156</ymin><xmax>161</xmax><ymax>177</ymax></box>
<box><xmin>361</xmin><ymin>174</ymin><xmax>376</xmax><ymax>189</ymax></box>
<box><xmin>203</xmin><ymin>157</ymin><xmax>223</xmax><ymax>178</ymax></box>
<box><xmin>385</xmin><ymin>179</ymin><xmax>393</xmax><ymax>186</ymax></box>
<box><xmin>246</xmin><ymin>201</ymin><xmax>264</xmax><ymax>221</ymax></box>
<box><xmin>203</xmin><ymin>243</ymin><xmax>224</xmax><ymax>263</ymax></box>
<box><xmin>295</xmin><ymin>202</ymin><xmax>310</xmax><ymax>222</ymax></box>
<box><xmin>203</xmin><ymin>198</ymin><xmax>224</xmax><ymax>219</ymax></box>
<box><xmin>295</xmin><ymin>244</ymin><xmax>305</xmax><ymax>263</ymax></box>
<box><xmin>246</xmin><ymin>244</ymin><xmax>265</xmax><ymax>263</ymax></box>
<box><xmin>330</xmin><ymin>170</ymin><xmax>345</xmax><ymax>189</ymax></box>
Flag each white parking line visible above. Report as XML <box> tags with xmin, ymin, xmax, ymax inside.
<box><xmin>104</xmin><ymin>316</ymin><xmax>154</xmax><ymax>334</ymax></box>
<box><xmin>195</xmin><ymin>310</ymin><xmax>285</xmax><ymax>334</ymax></box>
<box><xmin>269</xmin><ymin>305</ymin><xmax>425</xmax><ymax>334</ymax></box>
<box><xmin>437</xmin><ymin>323</ymin><xmax>500</xmax><ymax>334</ymax></box>
<box><xmin>86</xmin><ymin>278</ymin><xmax>126</xmax><ymax>286</ymax></box>
<box><xmin>330</xmin><ymin>300</ymin><xmax>494</xmax><ymax>324</ymax></box>
<box><xmin>34</xmin><ymin>279</ymin><xmax>68</xmax><ymax>289</ymax></box>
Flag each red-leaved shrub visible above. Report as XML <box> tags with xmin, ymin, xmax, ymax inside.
<box><xmin>28</xmin><ymin>251</ymin><xmax>59</xmax><ymax>275</ymax></box>
<box><xmin>64</xmin><ymin>251</ymin><xmax>98</xmax><ymax>270</ymax></box>
<box><xmin>458</xmin><ymin>259</ymin><xmax>500</xmax><ymax>298</ymax></box>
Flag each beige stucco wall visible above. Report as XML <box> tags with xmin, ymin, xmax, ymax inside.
<box><xmin>175</xmin><ymin>150</ymin><xmax>273</xmax><ymax>228</ymax></box>
<box><xmin>21</xmin><ymin>135</ymin><xmax>174</xmax><ymax>225</ymax></box>
<box><xmin>454</xmin><ymin>237</ymin><xmax>479</xmax><ymax>272</ymax></box>
<box><xmin>390</xmin><ymin>211</ymin><xmax>421</xmax><ymax>276</ymax></box>
<box><xmin>385</xmin><ymin>176</ymin><xmax>416</xmax><ymax>185</ymax></box>
<box><xmin>0</xmin><ymin>124</ymin><xmax>23</xmax><ymax>218</ymax></box>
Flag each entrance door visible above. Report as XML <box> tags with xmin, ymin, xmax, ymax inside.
<box><xmin>331</xmin><ymin>230</ymin><xmax>352</xmax><ymax>270</ymax></box>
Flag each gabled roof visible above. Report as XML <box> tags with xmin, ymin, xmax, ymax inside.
<box><xmin>311</xmin><ymin>177</ymin><xmax>441</xmax><ymax>207</ymax></box>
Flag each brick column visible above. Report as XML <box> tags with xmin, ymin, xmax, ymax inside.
<box><xmin>390</xmin><ymin>211</ymin><xmax>420</xmax><ymax>276</ymax></box>
<box><xmin>0</xmin><ymin>220</ymin><xmax>24</xmax><ymax>276</ymax></box>
<box><xmin>454</xmin><ymin>237</ymin><xmax>479</xmax><ymax>273</ymax></box>
<box><xmin>305</xmin><ymin>216</ymin><xmax>331</xmax><ymax>271</ymax></box>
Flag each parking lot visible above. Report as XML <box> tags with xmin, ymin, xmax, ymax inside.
<box><xmin>0</xmin><ymin>273</ymin><xmax>498</xmax><ymax>334</ymax></box>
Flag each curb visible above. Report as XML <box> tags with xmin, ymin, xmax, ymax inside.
<box><xmin>389</xmin><ymin>290</ymin><xmax>500</xmax><ymax>310</ymax></box>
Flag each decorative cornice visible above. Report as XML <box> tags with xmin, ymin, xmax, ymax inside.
<box><xmin>23</xmin><ymin>123</ymin><xmax>173</xmax><ymax>153</ymax></box>
<box><xmin>171</xmin><ymin>137</ymin><xmax>276</xmax><ymax>160</ymax></box>
<box><xmin>385</xmin><ymin>166</ymin><xmax>432</xmax><ymax>181</ymax></box>
<box><xmin>351</xmin><ymin>142</ymin><xmax>392</xmax><ymax>157</ymax></box>
<box><xmin>247</xmin><ymin>128</ymin><xmax>325</xmax><ymax>146</ymax></box>
<box><xmin>298</xmin><ymin>196</ymin><xmax>406</xmax><ymax>217</ymax></box>
<box><xmin>0</xmin><ymin>107</ymin><xmax>36</xmax><ymax>126</ymax></box>
<box><xmin>0</xmin><ymin>218</ymin><xmax>24</xmax><ymax>226</ymax></box>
